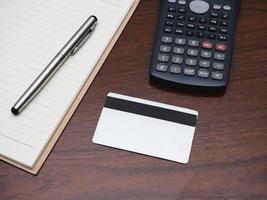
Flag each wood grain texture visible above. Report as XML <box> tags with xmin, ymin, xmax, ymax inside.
<box><xmin>1</xmin><ymin>0</ymin><xmax>267</xmax><ymax>199</ymax></box>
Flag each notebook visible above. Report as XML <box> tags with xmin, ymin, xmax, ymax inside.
<box><xmin>0</xmin><ymin>0</ymin><xmax>139</xmax><ymax>174</ymax></box>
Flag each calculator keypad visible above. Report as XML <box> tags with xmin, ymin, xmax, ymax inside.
<box><xmin>154</xmin><ymin>0</ymin><xmax>233</xmax><ymax>82</ymax></box>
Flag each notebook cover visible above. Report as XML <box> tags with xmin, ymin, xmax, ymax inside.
<box><xmin>0</xmin><ymin>0</ymin><xmax>140</xmax><ymax>175</ymax></box>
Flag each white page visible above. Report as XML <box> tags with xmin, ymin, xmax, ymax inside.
<box><xmin>0</xmin><ymin>0</ymin><xmax>134</xmax><ymax>167</ymax></box>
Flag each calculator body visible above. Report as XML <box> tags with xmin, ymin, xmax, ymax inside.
<box><xmin>150</xmin><ymin>0</ymin><xmax>240</xmax><ymax>91</ymax></box>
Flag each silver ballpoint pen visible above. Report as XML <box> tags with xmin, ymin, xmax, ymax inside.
<box><xmin>11</xmin><ymin>15</ymin><xmax>98</xmax><ymax>115</ymax></box>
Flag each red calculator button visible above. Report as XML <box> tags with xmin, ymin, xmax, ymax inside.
<box><xmin>216</xmin><ymin>43</ymin><xmax>227</xmax><ymax>51</ymax></box>
<box><xmin>202</xmin><ymin>41</ymin><xmax>213</xmax><ymax>49</ymax></box>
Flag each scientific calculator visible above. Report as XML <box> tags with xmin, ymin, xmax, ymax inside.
<box><xmin>150</xmin><ymin>0</ymin><xmax>240</xmax><ymax>91</ymax></box>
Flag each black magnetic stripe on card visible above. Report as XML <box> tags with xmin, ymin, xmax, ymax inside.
<box><xmin>104</xmin><ymin>96</ymin><xmax>197</xmax><ymax>127</ymax></box>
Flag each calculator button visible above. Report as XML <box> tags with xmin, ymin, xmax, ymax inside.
<box><xmin>177</xmin><ymin>15</ymin><xmax>186</xmax><ymax>21</ymax></box>
<box><xmin>210</xmin><ymin>19</ymin><xmax>218</xmax><ymax>25</ymax></box>
<box><xmin>178</xmin><ymin>0</ymin><xmax>186</xmax><ymax>5</ymax></box>
<box><xmin>184</xmin><ymin>68</ymin><xmax>196</xmax><ymax>76</ymax></box>
<box><xmin>172</xmin><ymin>56</ymin><xmax>183</xmax><ymax>64</ymax></box>
<box><xmin>198</xmin><ymin>18</ymin><xmax>207</xmax><ymax>24</ymax></box>
<box><xmin>196</xmin><ymin>32</ymin><xmax>205</xmax><ymax>38</ymax></box>
<box><xmin>213</xmin><ymin>62</ymin><xmax>225</xmax><ymax>70</ymax></box>
<box><xmin>166</xmin><ymin>13</ymin><xmax>175</xmax><ymax>19</ymax></box>
<box><xmin>215</xmin><ymin>43</ymin><xmax>227</xmax><ymax>51</ymax></box>
<box><xmin>162</xmin><ymin>36</ymin><xmax>173</xmax><ymax>43</ymax></box>
<box><xmin>213</xmin><ymin>4</ymin><xmax>222</xmax><ymax>10</ymax></box>
<box><xmin>166</xmin><ymin>21</ymin><xmax>174</xmax><ymax>26</ymax></box>
<box><xmin>197</xmin><ymin>25</ymin><xmax>206</xmax><ymax>31</ymax></box>
<box><xmin>189</xmin><ymin>0</ymin><xmax>210</xmax><ymax>14</ymax></box>
<box><xmin>178</xmin><ymin>8</ymin><xmax>187</xmax><ymax>13</ymax></box>
<box><xmin>160</xmin><ymin>45</ymin><xmax>171</xmax><ymax>53</ymax></box>
<box><xmin>187</xmin><ymin>49</ymin><xmax>199</xmax><ymax>57</ymax></box>
<box><xmin>199</xmin><ymin>60</ymin><xmax>210</xmax><ymax>68</ymax></box>
<box><xmin>202</xmin><ymin>40</ymin><xmax>213</xmax><ymax>49</ymax></box>
<box><xmin>175</xmin><ymin>29</ymin><xmax>184</xmax><ymax>35</ymax></box>
<box><xmin>223</xmin><ymin>5</ymin><xmax>232</xmax><ymax>11</ymax></box>
<box><xmin>176</xmin><ymin>22</ymin><xmax>184</xmax><ymax>28</ymax></box>
<box><xmin>168</xmin><ymin>7</ymin><xmax>176</xmax><ymax>12</ymax></box>
<box><xmin>187</xmin><ymin>24</ymin><xmax>195</xmax><ymax>29</ymax></box>
<box><xmin>173</xmin><ymin>47</ymin><xmax>185</xmax><ymax>54</ymax></box>
<box><xmin>188</xmin><ymin>39</ymin><xmax>200</xmax><ymax>47</ymax></box>
<box><xmin>175</xmin><ymin>38</ymin><xmax>186</xmax><ymax>45</ymax></box>
<box><xmin>218</xmin><ymin>35</ymin><xmax>227</xmax><ymax>41</ymax></box>
<box><xmin>212</xmin><ymin>71</ymin><xmax>224</xmax><ymax>80</ymax></box>
<box><xmin>158</xmin><ymin>54</ymin><xmax>170</xmax><ymax>62</ymax></box>
<box><xmin>188</xmin><ymin>16</ymin><xmax>196</xmax><ymax>22</ymax></box>
<box><xmin>198</xmin><ymin>69</ymin><xmax>209</xmax><ymax>78</ymax></box>
<box><xmin>170</xmin><ymin>65</ymin><xmax>182</xmax><ymax>74</ymax></box>
<box><xmin>168</xmin><ymin>0</ymin><xmax>177</xmax><ymax>2</ymax></box>
<box><xmin>210</xmin><ymin>12</ymin><xmax>219</xmax><ymax>18</ymax></box>
<box><xmin>219</xmin><ymin>28</ymin><xmax>228</xmax><ymax>34</ymax></box>
<box><xmin>221</xmin><ymin>13</ymin><xmax>229</xmax><ymax>19</ymax></box>
<box><xmin>186</xmin><ymin>58</ymin><xmax>197</xmax><ymax>66</ymax></box>
<box><xmin>214</xmin><ymin>53</ymin><xmax>225</xmax><ymax>61</ymax></box>
<box><xmin>207</xmin><ymin>33</ymin><xmax>216</xmax><ymax>40</ymax></box>
<box><xmin>164</xmin><ymin>27</ymin><xmax>172</xmax><ymax>33</ymax></box>
<box><xmin>185</xmin><ymin>30</ymin><xmax>194</xmax><ymax>36</ymax></box>
<box><xmin>220</xmin><ymin>21</ymin><xmax>228</xmax><ymax>27</ymax></box>
<box><xmin>156</xmin><ymin>63</ymin><xmax>168</xmax><ymax>72</ymax></box>
<box><xmin>201</xmin><ymin>51</ymin><xmax>212</xmax><ymax>58</ymax></box>
<box><xmin>208</xmin><ymin>26</ymin><xmax>217</xmax><ymax>32</ymax></box>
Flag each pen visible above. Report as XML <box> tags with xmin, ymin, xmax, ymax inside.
<box><xmin>11</xmin><ymin>15</ymin><xmax>98</xmax><ymax>115</ymax></box>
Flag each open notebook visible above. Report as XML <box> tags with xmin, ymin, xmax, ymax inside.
<box><xmin>0</xmin><ymin>0</ymin><xmax>139</xmax><ymax>174</ymax></box>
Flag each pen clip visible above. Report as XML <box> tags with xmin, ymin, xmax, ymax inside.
<box><xmin>70</xmin><ymin>22</ymin><xmax>97</xmax><ymax>56</ymax></box>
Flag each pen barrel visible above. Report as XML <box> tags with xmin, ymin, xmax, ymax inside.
<box><xmin>12</xmin><ymin>54</ymin><xmax>68</xmax><ymax>114</ymax></box>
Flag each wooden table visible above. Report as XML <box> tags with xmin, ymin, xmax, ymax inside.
<box><xmin>1</xmin><ymin>0</ymin><xmax>267</xmax><ymax>199</ymax></box>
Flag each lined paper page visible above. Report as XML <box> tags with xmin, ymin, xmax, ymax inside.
<box><xmin>0</xmin><ymin>0</ymin><xmax>134</xmax><ymax>167</ymax></box>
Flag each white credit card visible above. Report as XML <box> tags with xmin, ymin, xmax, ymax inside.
<box><xmin>92</xmin><ymin>93</ymin><xmax>198</xmax><ymax>164</ymax></box>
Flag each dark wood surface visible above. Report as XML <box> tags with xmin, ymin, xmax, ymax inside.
<box><xmin>1</xmin><ymin>0</ymin><xmax>267</xmax><ymax>199</ymax></box>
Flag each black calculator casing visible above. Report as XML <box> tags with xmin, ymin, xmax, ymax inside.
<box><xmin>150</xmin><ymin>0</ymin><xmax>240</xmax><ymax>91</ymax></box>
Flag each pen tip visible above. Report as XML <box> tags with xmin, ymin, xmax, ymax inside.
<box><xmin>91</xmin><ymin>15</ymin><xmax>97</xmax><ymax>21</ymax></box>
<box><xmin>11</xmin><ymin>107</ymin><xmax>19</xmax><ymax>115</ymax></box>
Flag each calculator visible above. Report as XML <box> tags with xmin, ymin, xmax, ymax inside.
<box><xmin>150</xmin><ymin>0</ymin><xmax>240</xmax><ymax>90</ymax></box>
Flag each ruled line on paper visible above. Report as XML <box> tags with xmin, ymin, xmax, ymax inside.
<box><xmin>0</xmin><ymin>133</ymin><xmax>35</xmax><ymax>149</ymax></box>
